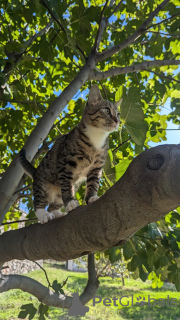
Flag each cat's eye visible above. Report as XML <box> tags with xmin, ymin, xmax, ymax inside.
<box><xmin>117</xmin><ymin>112</ymin><xmax>120</xmax><ymax>117</ymax></box>
<box><xmin>104</xmin><ymin>107</ymin><xmax>110</xmax><ymax>115</ymax></box>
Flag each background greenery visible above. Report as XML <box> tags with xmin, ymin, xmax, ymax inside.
<box><xmin>1</xmin><ymin>0</ymin><xmax>180</xmax><ymax>312</ymax></box>
<box><xmin>1</xmin><ymin>263</ymin><xmax>180</xmax><ymax>320</ymax></box>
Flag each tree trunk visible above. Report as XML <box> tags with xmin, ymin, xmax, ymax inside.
<box><xmin>0</xmin><ymin>144</ymin><xmax>180</xmax><ymax>265</ymax></box>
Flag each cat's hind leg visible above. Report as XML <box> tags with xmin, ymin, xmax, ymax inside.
<box><xmin>33</xmin><ymin>181</ymin><xmax>55</xmax><ymax>224</ymax></box>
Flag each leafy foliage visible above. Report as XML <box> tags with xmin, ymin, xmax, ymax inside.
<box><xmin>1</xmin><ymin>0</ymin><xmax>180</xmax><ymax>299</ymax></box>
<box><xmin>18</xmin><ymin>303</ymin><xmax>37</xmax><ymax>320</ymax></box>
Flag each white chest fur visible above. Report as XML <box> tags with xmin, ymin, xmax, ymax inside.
<box><xmin>85</xmin><ymin>125</ymin><xmax>109</xmax><ymax>149</ymax></box>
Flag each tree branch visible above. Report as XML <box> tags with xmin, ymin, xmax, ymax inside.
<box><xmin>112</xmin><ymin>138</ymin><xmax>131</xmax><ymax>153</ymax></box>
<box><xmin>2</xmin><ymin>19</ymin><xmax>53</xmax><ymax>77</ymax></box>
<box><xmin>1</xmin><ymin>144</ymin><xmax>180</xmax><ymax>264</ymax></box>
<box><xmin>40</xmin><ymin>0</ymin><xmax>86</xmax><ymax>61</ymax></box>
<box><xmin>1</xmin><ymin>218</ymin><xmax>37</xmax><ymax>226</ymax></box>
<box><xmin>146</xmin><ymin>30</ymin><xmax>180</xmax><ymax>38</ymax></box>
<box><xmin>0</xmin><ymin>253</ymin><xmax>99</xmax><ymax>309</ymax></box>
<box><xmin>0</xmin><ymin>274</ymin><xmax>69</xmax><ymax>308</ymax></box>
<box><xmin>93</xmin><ymin>0</ymin><xmax>109</xmax><ymax>52</ymax></box>
<box><xmin>146</xmin><ymin>13</ymin><xmax>180</xmax><ymax>30</ymax></box>
<box><xmin>96</xmin><ymin>0</ymin><xmax>170</xmax><ymax>62</ymax></box>
<box><xmin>89</xmin><ymin>59</ymin><xmax>180</xmax><ymax>80</ymax></box>
<box><xmin>144</xmin><ymin>69</ymin><xmax>180</xmax><ymax>84</ymax></box>
<box><xmin>79</xmin><ymin>254</ymin><xmax>99</xmax><ymax>303</ymax></box>
<box><xmin>110</xmin><ymin>0</ymin><xmax>124</xmax><ymax>17</ymax></box>
<box><xmin>93</xmin><ymin>0</ymin><xmax>123</xmax><ymax>52</ymax></box>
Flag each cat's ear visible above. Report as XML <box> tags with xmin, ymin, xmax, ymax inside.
<box><xmin>88</xmin><ymin>85</ymin><xmax>103</xmax><ymax>105</ymax></box>
<box><xmin>115</xmin><ymin>98</ymin><xmax>122</xmax><ymax>108</ymax></box>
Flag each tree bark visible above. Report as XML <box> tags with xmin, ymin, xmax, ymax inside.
<box><xmin>89</xmin><ymin>60</ymin><xmax>180</xmax><ymax>80</ymax></box>
<box><xmin>0</xmin><ymin>254</ymin><xmax>99</xmax><ymax>309</ymax></box>
<box><xmin>0</xmin><ymin>144</ymin><xmax>180</xmax><ymax>265</ymax></box>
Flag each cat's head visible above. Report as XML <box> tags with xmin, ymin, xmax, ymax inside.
<box><xmin>83</xmin><ymin>85</ymin><xmax>121</xmax><ymax>132</ymax></box>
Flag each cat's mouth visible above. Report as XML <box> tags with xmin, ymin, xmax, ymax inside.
<box><xmin>110</xmin><ymin>121</ymin><xmax>120</xmax><ymax>130</ymax></box>
<box><xmin>105</xmin><ymin>122</ymin><xmax>119</xmax><ymax>132</ymax></box>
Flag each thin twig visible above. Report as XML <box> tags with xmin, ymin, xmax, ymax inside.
<box><xmin>34</xmin><ymin>262</ymin><xmax>52</xmax><ymax>288</ymax></box>
<box><xmin>136</xmin><ymin>234</ymin><xmax>162</xmax><ymax>240</ymax></box>
<box><xmin>150</xmin><ymin>128</ymin><xmax>180</xmax><ymax>131</ymax></box>
<box><xmin>110</xmin><ymin>0</ymin><xmax>124</xmax><ymax>17</ymax></box>
<box><xmin>146</xmin><ymin>13</ymin><xmax>180</xmax><ymax>30</ymax></box>
<box><xmin>97</xmin><ymin>0</ymin><xmax>171</xmax><ymax>62</ymax></box>
<box><xmin>94</xmin><ymin>0</ymin><xmax>109</xmax><ymax>52</ymax></box>
<box><xmin>112</xmin><ymin>138</ymin><xmax>131</xmax><ymax>153</ymax></box>
<box><xmin>146</xmin><ymin>30</ymin><xmax>180</xmax><ymax>38</ymax></box>
<box><xmin>144</xmin><ymin>69</ymin><xmax>180</xmax><ymax>84</ymax></box>
<box><xmin>0</xmin><ymin>99</ymin><xmax>52</xmax><ymax>105</ymax></box>
<box><xmin>51</xmin><ymin>113</ymin><xmax>75</xmax><ymax>130</ymax></box>
<box><xmin>14</xmin><ymin>184</ymin><xmax>32</xmax><ymax>195</ymax></box>
<box><xmin>1</xmin><ymin>218</ymin><xmax>37</xmax><ymax>226</ymax></box>
<box><xmin>40</xmin><ymin>0</ymin><xmax>86</xmax><ymax>61</ymax></box>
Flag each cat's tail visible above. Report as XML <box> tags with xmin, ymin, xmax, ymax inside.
<box><xmin>19</xmin><ymin>149</ymin><xmax>36</xmax><ymax>179</ymax></box>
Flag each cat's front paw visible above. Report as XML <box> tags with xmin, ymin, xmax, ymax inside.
<box><xmin>66</xmin><ymin>200</ymin><xmax>79</xmax><ymax>212</ymax></box>
<box><xmin>88</xmin><ymin>196</ymin><xmax>99</xmax><ymax>203</ymax></box>
<box><xmin>36</xmin><ymin>208</ymin><xmax>55</xmax><ymax>224</ymax></box>
<box><xmin>51</xmin><ymin>210</ymin><xmax>67</xmax><ymax>218</ymax></box>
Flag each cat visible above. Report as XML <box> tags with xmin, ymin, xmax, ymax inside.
<box><xmin>19</xmin><ymin>85</ymin><xmax>121</xmax><ymax>224</ymax></box>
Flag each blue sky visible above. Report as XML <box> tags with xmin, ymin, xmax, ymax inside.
<box><xmin>150</xmin><ymin>98</ymin><xmax>180</xmax><ymax>146</ymax></box>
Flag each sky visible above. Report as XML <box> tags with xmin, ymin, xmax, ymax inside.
<box><xmin>150</xmin><ymin>98</ymin><xmax>180</xmax><ymax>147</ymax></box>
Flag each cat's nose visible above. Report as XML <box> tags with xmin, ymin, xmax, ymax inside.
<box><xmin>113</xmin><ymin>117</ymin><xmax>119</xmax><ymax>123</ymax></box>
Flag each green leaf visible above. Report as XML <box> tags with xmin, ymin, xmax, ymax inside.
<box><xmin>18</xmin><ymin>303</ymin><xmax>37</xmax><ymax>320</ymax></box>
<box><xmin>123</xmin><ymin>241</ymin><xmax>135</xmax><ymax>260</ymax></box>
<box><xmin>115</xmin><ymin>86</ymin><xmax>123</xmax><ymax>102</ymax></box>
<box><xmin>38</xmin><ymin>303</ymin><xmax>49</xmax><ymax>320</ymax></box>
<box><xmin>120</xmin><ymin>88</ymin><xmax>148</xmax><ymax>145</ymax></box>
<box><xmin>139</xmin><ymin>265</ymin><xmax>147</xmax><ymax>282</ymax></box>
<box><xmin>52</xmin><ymin>280</ymin><xmax>65</xmax><ymax>294</ymax></box>
<box><xmin>105</xmin><ymin>246</ymin><xmax>121</xmax><ymax>263</ymax></box>
<box><xmin>115</xmin><ymin>159</ymin><xmax>131</xmax><ymax>181</ymax></box>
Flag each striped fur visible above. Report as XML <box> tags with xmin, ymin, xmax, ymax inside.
<box><xmin>19</xmin><ymin>85</ymin><xmax>121</xmax><ymax>223</ymax></box>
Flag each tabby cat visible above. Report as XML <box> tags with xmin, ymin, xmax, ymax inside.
<box><xmin>19</xmin><ymin>85</ymin><xmax>121</xmax><ymax>224</ymax></box>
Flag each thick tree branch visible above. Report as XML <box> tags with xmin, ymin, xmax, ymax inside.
<box><xmin>96</xmin><ymin>0</ymin><xmax>170</xmax><ymax>62</ymax></box>
<box><xmin>89</xmin><ymin>59</ymin><xmax>180</xmax><ymax>80</ymax></box>
<box><xmin>1</xmin><ymin>144</ymin><xmax>180</xmax><ymax>264</ymax></box>
<box><xmin>0</xmin><ymin>254</ymin><xmax>98</xmax><ymax>309</ymax></box>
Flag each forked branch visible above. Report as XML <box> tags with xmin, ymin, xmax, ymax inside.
<box><xmin>0</xmin><ymin>254</ymin><xmax>98</xmax><ymax>309</ymax></box>
<box><xmin>96</xmin><ymin>0</ymin><xmax>170</xmax><ymax>62</ymax></box>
